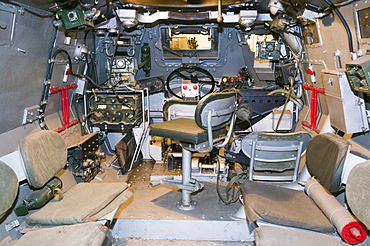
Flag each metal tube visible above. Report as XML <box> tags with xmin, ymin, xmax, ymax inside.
<box><xmin>181</xmin><ymin>148</ymin><xmax>192</xmax><ymax>206</ymax></box>
<box><xmin>217</xmin><ymin>0</ymin><xmax>223</xmax><ymax>23</ymax></box>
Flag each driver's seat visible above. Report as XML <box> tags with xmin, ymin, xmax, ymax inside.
<box><xmin>150</xmin><ymin>90</ymin><xmax>239</xmax><ymax>210</ymax></box>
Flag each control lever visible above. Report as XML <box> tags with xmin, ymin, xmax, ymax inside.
<box><xmin>217</xmin><ymin>0</ymin><xmax>223</xmax><ymax>23</ymax></box>
<box><xmin>149</xmin><ymin>177</ymin><xmax>204</xmax><ymax>192</ymax></box>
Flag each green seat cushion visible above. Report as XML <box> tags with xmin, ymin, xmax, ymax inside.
<box><xmin>26</xmin><ymin>183</ymin><xmax>133</xmax><ymax>225</ymax></box>
<box><xmin>19</xmin><ymin>130</ymin><xmax>67</xmax><ymax>189</ymax></box>
<box><xmin>255</xmin><ymin>226</ymin><xmax>343</xmax><ymax>246</ymax></box>
<box><xmin>346</xmin><ymin>160</ymin><xmax>370</xmax><ymax>229</ymax></box>
<box><xmin>150</xmin><ymin>118</ymin><xmax>226</xmax><ymax>144</ymax></box>
<box><xmin>14</xmin><ymin>222</ymin><xmax>107</xmax><ymax>246</ymax></box>
<box><xmin>0</xmin><ymin>161</ymin><xmax>18</xmax><ymax>219</ymax></box>
<box><xmin>241</xmin><ymin>180</ymin><xmax>334</xmax><ymax>233</ymax></box>
<box><xmin>306</xmin><ymin>133</ymin><xmax>350</xmax><ymax>193</ymax></box>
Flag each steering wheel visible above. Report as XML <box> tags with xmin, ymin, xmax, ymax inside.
<box><xmin>166</xmin><ymin>66</ymin><xmax>216</xmax><ymax>99</ymax></box>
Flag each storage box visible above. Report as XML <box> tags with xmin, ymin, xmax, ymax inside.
<box><xmin>271</xmin><ymin>109</ymin><xmax>292</xmax><ymax>131</ymax></box>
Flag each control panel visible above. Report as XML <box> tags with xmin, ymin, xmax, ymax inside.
<box><xmin>345</xmin><ymin>55</ymin><xmax>370</xmax><ymax>94</ymax></box>
<box><xmin>111</xmin><ymin>57</ymin><xmax>137</xmax><ymax>86</ymax></box>
<box><xmin>220</xmin><ymin>76</ymin><xmax>245</xmax><ymax>91</ymax></box>
<box><xmin>256</xmin><ymin>41</ymin><xmax>281</xmax><ymax>61</ymax></box>
<box><xmin>69</xmin><ymin>132</ymin><xmax>105</xmax><ymax>182</ymax></box>
<box><xmin>219</xmin><ymin>68</ymin><xmax>251</xmax><ymax>91</ymax></box>
<box><xmin>89</xmin><ymin>93</ymin><xmax>142</xmax><ymax>132</ymax></box>
<box><xmin>275</xmin><ymin>63</ymin><xmax>296</xmax><ymax>87</ymax></box>
<box><xmin>181</xmin><ymin>80</ymin><xmax>199</xmax><ymax>98</ymax></box>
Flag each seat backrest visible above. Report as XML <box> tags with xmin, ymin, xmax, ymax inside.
<box><xmin>194</xmin><ymin>90</ymin><xmax>238</xmax><ymax>131</ymax></box>
<box><xmin>346</xmin><ymin>160</ymin><xmax>370</xmax><ymax>229</ymax></box>
<box><xmin>245</xmin><ymin>131</ymin><xmax>310</xmax><ymax>182</ymax></box>
<box><xmin>0</xmin><ymin>161</ymin><xmax>18</xmax><ymax>219</ymax></box>
<box><xmin>306</xmin><ymin>133</ymin><xmax>350</xmax><ymax>193</ymax></box>
<box><xmin>19</xmin><ymin>130</ymin><xmax>67</xmax><ymax>189</ymax></box>
<box><xmin>162</xmin><ymin>99</ymin><xmax>198</xmax><ymax>121</ymax></box>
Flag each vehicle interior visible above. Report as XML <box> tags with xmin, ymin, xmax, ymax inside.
<box><xmin>0</xmin><ymin>0</ymin><xmax>370</xmax><ymax>245</ymax></box>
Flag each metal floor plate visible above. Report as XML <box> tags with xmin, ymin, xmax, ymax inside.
<box><xmin>113</xmin><ymin>161</ymin><xmax>254</xmax><ymax>242</ymax></box>
<box><xmin>112</xmin><ymin>239</ymin><xmax>255</xmax><ymax>245</ymax></box>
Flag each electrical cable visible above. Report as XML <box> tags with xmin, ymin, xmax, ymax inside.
<box><xmin>323</xmin><ymin>0</ymin><xmax>354</xmax><ymax>53</ymax></box>
<box><xmin>46</xmin><ymin>49</ymin><xmax>79</xmax><ymax>80</ymax></box>
<box><xmin>104</xmin><ymin>0</ymin><xmax>110</xmax><ymax>18</ymax></box>
<box><xmin>112</xmin><ymin>87</ymin><xmax>139</xmax><ymax>126</ymax></box>
<box><xmin>324</xmin><ymin>0</ymin><xmax>357</xmax><ymax>10</ymax></box>
<box><xmin>216</xmin><ymin>154</ymin><xmax>248</xmax><ymax>205</ymax></box>
<box><xmin>40</xmin><ymin>48</ymin><xmax>104</xmax><ymax>130</ymax></box>
<box><xmin>83</xmin><ymin>74</ymin><xmax>107</xmax><ymax>90</ymax></box>
<box><xmin>38</xmin><ymin>27</ymin><xmax>58</xmax><ymax>130</ymax></box>
<box><xmin>5</xmin><ymin>1</ymin><xmax>54</xmax><ymax>18</ymax></box>
<box><xmin>267</xmin><ymin>89</ymin><xmax>304</xmax><ymax>109</ymax></box>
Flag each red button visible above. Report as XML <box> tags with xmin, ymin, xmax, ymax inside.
<box><xmin>183</xmin><ymin>85</ymin><xmax>187</xmax><ymax>90</ymax></box>
<box><xmin>193</xmin><ymin>85</ymin><xmax>198</xmax><ymax>90</ymax></box>
<box><xmin>230</xmin><ymin>78</ymin><xmax>235</xmax><ymax>83</ymax></box>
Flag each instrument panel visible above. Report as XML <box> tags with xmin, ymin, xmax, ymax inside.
<box><xmin>89</xmin><ymin>93</ymin><xmax>143</xmax><ymax>132</ymax></box>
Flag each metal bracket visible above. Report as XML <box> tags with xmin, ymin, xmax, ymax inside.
<box><xmin>5</xmin><ymin>219</ymin><xmax>19</xmax><ymax>232</ymax></box>
<box><xmin>22</xmin><ymin>105</ymin><xmax>40</xmax><ymax>125</ymax></box>
<box><xmin>149</xmin><ymin>177</ymin><xmax>204</xmax><ymax>192</ymax></box>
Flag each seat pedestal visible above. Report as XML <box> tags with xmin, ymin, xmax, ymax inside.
<box><xmin>177</xmin><ymin>148</ymin><xmax>198</xmax><ymax>210</ymax></box>
<box><xmin>150</xmin><ymin>148</ymin><xmax>204</xmax><ymax>210</ymax></box>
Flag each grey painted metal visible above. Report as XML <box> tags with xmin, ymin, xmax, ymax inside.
<box><xmin>148</xmin><ymin>149</ymin><xmax>204</xmax><ymax>210</ymax></box>
<box><xmin>113</xmin><ymin>219</ymin><xmax>254</xmax><ymax>241</ymax></box>
<box><xmin>322</xmin><ymin>70</ymin><xmax>369</xmax><ymax>134</ymax></box>
<box><xmin>0</xmin><ymin>3</ymin><xmax>54</xmax><ymax>135</ymax></box>
<box><xmin>179</xmin><ymin>148</ymin><xmax>198</xmax><ymax>210</ymax></box>
<box><xmin>114</xmin><ymin>180</ymin><xmax>254</xmax><ymax>242</ymax></box>
<box><xmin>112</xmin><ymin>238</ymin><xmax>254</xmax><ymax>246</ymax></box>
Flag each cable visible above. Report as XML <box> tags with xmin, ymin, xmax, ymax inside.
<box><xmin>40</xmin><ymin>48</ymin><xmax>99</xmax><ymax>130</ymax></box>
<box><xmin>216</xmin><ymin>154</ymin><xmax>248</xmax><ymax>205</ymax></box>
<box><xmin>5</xmin><ymin>1</ymin><xmax>54</xmax><ymax>18</ymax></box>
<box><xmin>83</xmin><ymin>74</ymin><xmax>107</xmax><ymax>90</ymax></box>
<box><xmin>323</xmin><ymin>0</ymin><xmax>354</xmax><ymax>53</ymax></box>
<box><xmin>46</xmin><ymin>49</ymin><xmax>80</xmax><ymax>80</ymax></box>
<box><xmin>38</xmin><ymin>27</ymin><xmax>58</xmax><ymax>130</ymax></box>
<box><xmin>324</xmin><ymin>0</ymin><xmax>357</xmax><ymax>10</ymax></box>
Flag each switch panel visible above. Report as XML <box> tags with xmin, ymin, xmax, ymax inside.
<box><xmin>89</xmin><ymin>93</ymin><xmax>142</xmax><ymax>132</ymax></box>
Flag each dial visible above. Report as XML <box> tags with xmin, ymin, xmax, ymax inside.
<box><xmin>116</xmin><ymin>59</ymin><xmax>125</xmax><ymax>68</ymax></box>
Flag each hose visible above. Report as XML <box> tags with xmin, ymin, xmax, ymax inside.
<box><xmin>323</xmin><ymin>0</ymin><xmax>354</xmax><ymax>53</ymax></box>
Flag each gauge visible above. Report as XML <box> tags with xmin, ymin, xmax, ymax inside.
<box><xmin>116</xmin><ymin>59</ymin><xmax>126</xmax><ymax>68</ymax></box>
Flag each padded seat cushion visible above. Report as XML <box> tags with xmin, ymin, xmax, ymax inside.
<box><xmin>0</xmin><ymin>161</ymin><xmax>18</xmax><ymax>219</ymax></box>
<box><xmin>19</xmin><ymin>130</ymin><xmax>67</xmax><ymax>189</ymax></box>
<box><xmin>14</xmin><ymin>222</ymin><xmax>107</xmax><ymax>246</ymax></box>
<box><xmin>346</xmin><ymin>160</ymin><xmax>370</xmax><ymax>229</ymax></box>
<box><xmin>241</xmin><ymin>180</ymin><xmax>334</xmax><ymax>233</ymax></box>
<box><xmin>306</xmin><ymin>133</ymin><xmax>350</xmax><ymax>193</ymax></box>
<box><xmin>254</xmin><ymin>226</ymin><xmax>343</xmax><ymax>246</ymax></box>
<box><xmin>26</xmin><ymin>183</ymin><xmax>133</xmax><ymax>225</ymax></box>
<box><xmin>150</xmin><ymin>118</ymin><xmax>226</xmax><ymax>144</ymax></box>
